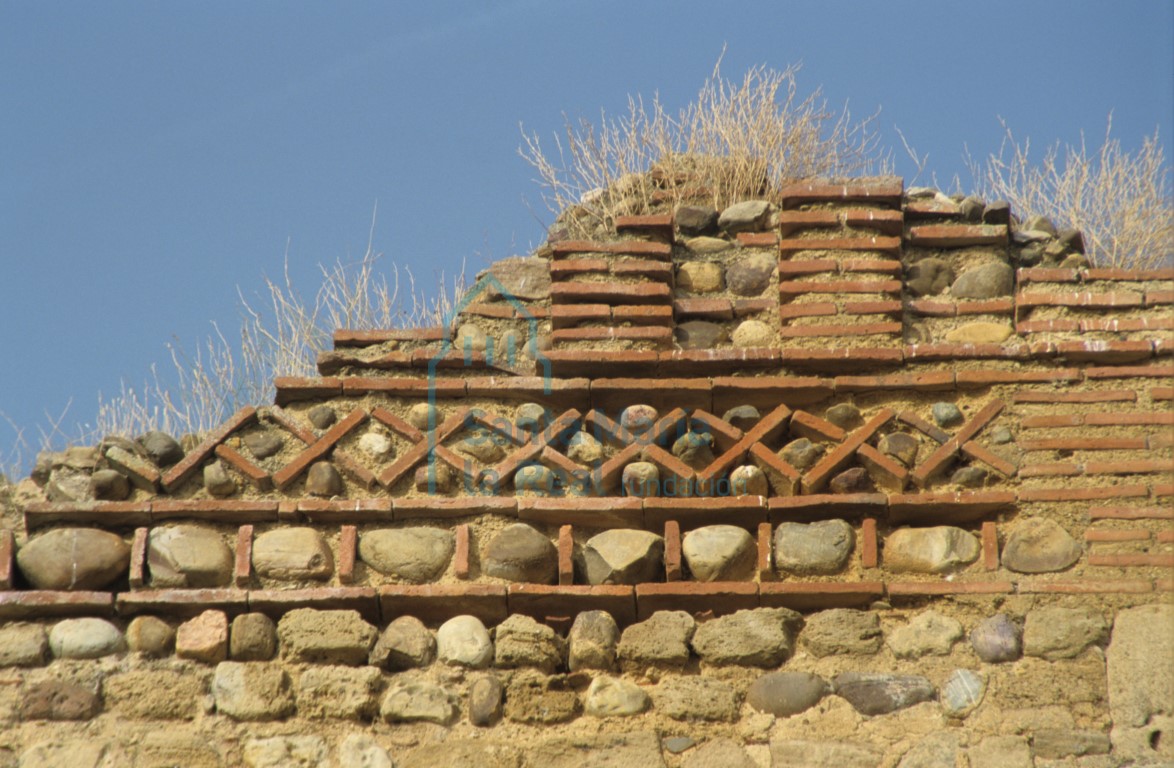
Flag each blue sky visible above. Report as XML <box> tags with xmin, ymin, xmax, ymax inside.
<box><xmin>1</xmin><ymin>1</ymin><xmax>1171</xmax><ymax>474</ymax></box>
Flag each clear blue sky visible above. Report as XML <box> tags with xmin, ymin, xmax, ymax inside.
<box><xmin>1</xmin><ymin>1</ymin><xmax>1171</xmax><ymax>474</ymax></box>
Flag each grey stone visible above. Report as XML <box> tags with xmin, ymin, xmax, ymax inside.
<box><xmin>338</xmin><ymin>735</ymin><xmax>393</xmax><ymax>768</ymax></box>
<box><xmin>968</xmin><ymin>736</ymin><xmax>1032</xmax><ymax>768</ymax></box>
<box><xmin>746</xmin><ymin>671</ymin><xmax>829</xmax><ymax>717</ymax></box>
<box><xmin>277</xmin><ymin>608</ymin><xmax>377</xmax><ymax>665</ymax></box>
<box><xmin>568</xmin><ymin>610</ymin><xmax>619</xmax><ymax>671</ymax></box>
<box><xmin>44</xmin><ymin>466</ymin><xmax>92</xmax><ymax>502</ymax></box>
<box><xmin>779</xmin><ymin>437</ymin><xmax>824</xmax><ymax>470</ymax></box>
<box><xmin>138</xmin><ymin>430</ymin><xmax>184</xmax><ymax>466</ymax></box>
<box><xmin>682</xmin><ymin>739</ymin><xmax>756</xmax><ymax>768</ymax></box>
<box><xmin>203</xmin><ymin>461</ymin><xmax>236</xmax><ymax>498</ymax></box>
<box><xmin>494</xmin><ymin>614</ymin><xmax>563</xmax><ymax>672</ymax></box>
<box><xmin>1057</xmin><ymin>227</ymin><xmax>1086</xmax><ymax>253</ymax></box>
<box><xmin>931</xmin><ymin>402</ymin><xmax>963</xmax><ymax>427</ymax></box>
<box><xmin>1032</xmin><ymin>730</ymin><xmax>1111</xmax><ymax>759</ymax></box>
<box><xmin>769</xmin><ymin>740</ymin><xmax>882</xmax><ymax>768</ymax></box>
<box><xmin>906</xmin><ymin>258</ymin><xmax>954</xmax><ymax>297</ymax></box>
<box><xmin>675</xmin><ymin>320</ymin><xmax>727</xmax><ymax>350</ymax></box>
<box><xmin>17</xmin><ymin>527</ymin><xmax>130</xmax><ymax>590</ymax></box>
<box><xmin>1107</xmin><ymin>604</ymin><xmax>1173</xmax><ymax>731</ymax></box>
<box><xmin>879</xmin><ymin>432</ymin><xmax>920</xmax><ymax>467</ymax></box>
<box><xmin>990</xmin><ymin>426</ymin><xmax>1013</xmax><ymax>444</ymax></box>
<box><xmin>959</xmin><ymin>196</ymin><xmax>984</xmax><ymax>222</ymax></box>
<box><xmin>618</xmin><ymin>610</ymin><xmax>695</xmax><ymax>667</ymax></box>
<box><xmin>477</xmin><ymin>255</ymin><xmax>552</xmax><ymax>301</ymax></box>
<box><xmin>49</xmin><ymin>617</ymin><xmax>125</xmax><ymax>658</ymax></box>
<box><xmin>691</xmin><ymin>607</ymin><xmax>801</xmax><ymax>666</ymax></box>
<box><xmin>515</xmin><ymin>464</ymin><xmax>555</xmax><ymax>493</ymax></box>
<box><xmin>468</xmin><ymin>674</ymin><xmax>504</xmax><ymax>726</ymax></box>
<box><xmin>896</xmin><ymin>732</ymin><xmax>958</xmax><ymax>768</ymax></box>
<box><xmin>941</xmin><ymin>669</ymin><xmax>985</xmax><ymax>717</ymax></box>
<box><xmin>982</xmin><ymin>201</ymin><xmax>1011</xmax><ymax>225</ymax></box>
<box><xmin>455</xmin><ymin>322</ymin><xmax>489</xmax><ymax>353</ymax></box>
<box><xmin>1059</xmin><ymin>252</ymin><xmax>1090</xmax><ymax>268</ymax></box>
<box><xmin>437</xmin><ymin>614</ymin><xmax>494</xmax><ymax>668</ymax></box>
<box><xmin>883</xmin><ymin>526</ymin><xmax>980</xmax><ymax>573</ymax></box>
<box><xmin>566</xmin><ymin>430</ymin><xmax>604</xmax><ymax>465</ymax></box>
<box><xmin>1024</xmin><ymin>606</ymin><xmax>1107</xmax><ymax>660</ymax></box>
<box><xmin>1025</xmin><ymin>215</ymin><xmax>1057</xmax><ymax>235</ymax></box>
<box><xmin>505</xmin><ymin>674</ymin><xmax>580</xmax><ymax>723</ymax></box>
<box><xmin>825</xmin><ymin>403</ymin><xmax>862</xmax><ymax>429</ymax></box>
<box><xmin>802</xmin><ymin>609</ymin><xmax>882</xmax><ymax>656</ymax></box>
<box><xmin>620</xmin><ymin>404</ymin><xmax>659</xmax><ymax>434</ymax></box>
<box><xmin>676</xmin><ymin>205</ymin><xmax>719</xmax><ymax>235</ymax></box>
<box><xmin>1002</xmin><ymin>517</ymin><xmax>1080</xmax><ymax>573</ymax></box>
<box><xmin>581</xmin><ymin>529</ymin><xmax>663</xmax><ymax>585</ymax></box>
<box><xmin>622</xmin><ymin>461</ymin><xmax>660</xmax><ymax>497</ymax></box>
<box><xmin>584</xmin><ymin>675</ymin><xmax>649</xmax><ymax>717</ymax></box>
<box><xmin>718</xmin><ymin>200</ymin><xmax>771</xmax><ymax>233</ymax></box>
<box><xmin>20</xmin><ymin>681</ymin><xmax>101</xmax><ymax>721</ymax></box>
<box><xmin>243</xmin><ymin>736</ymin><xmax>328</xmax><ymax>768</ymax></box>
<box><xmin>230</xmin><ymin>613</ymin><xmax>277</xmax><ymax>661</ymax></box>
<box><xmin>887</xmin><ymin>610</ymin><xmax>963</xmax><ymax>658</ymax></box>
<box><xmin>455</xmin><ymin>429</ymin><xmax>505</xmax><ymax>463</ymax></box>
<box><xmin>359</xmin><ymin>527</ymin><xmax>453</xmax><ymax>582</ymax></box>
<box><xmin>0</xmin><ymin>623</ymin><xmax>48</xmax><ymax>666</ymax></box>
<box><xmin>370</xmin><ymin>615</ymin><xmax>435</xmax><ymax>669</ymax></box>
<box><xmin>357</xmin><ymin>431</ymin><xmax>393</xmax><ymax>459</ymax></box>
<box><xmin>833</xmin><ymin>672</ymin><xmax>936</xmax><ymax>715</ymax></box>
<box><xmin>950</xmin><ymin>465</ymin><xmax>988</xmax><ymax>487</ymax></box>
<box><xmin>125</xmin><ymin>615</ymin><xmax>175</xmax><ymax>657</ymax></box>
<box><xmin>295</xmin><ymin>665</ymin><xmax>382</xmax><ymax>720</ymax></box>
<box><xmin>244</xmin><ymin>432</ymin><xmax>283</xmax><ymax>460</ymax></box>
<box><xmin>682</xmin><ymin>524</ymin><xmax>755</xmax><ymax>581</ymax></box>
<box><xmin>305</xmin><ymin>460</ymin><xmax>342</xmax><ymax>496</ymax></box>
<box><xmin>380</xmin><ymin>680</ymin><xmax>456</xmax><ymax>724</ymax></box>
<box><xmin>212</xmin><ymin>661</ymin><xmax>295</xmax><ymax>721</ymax></box>
<box><xmin>722</xmin><ymin>404</ymin><xmax>760</xmax><ymax>431</ymax></box>
<box><xmin>482</xmin><ymin>523</ymin><xmax>557</xmax><ymax>584</ymax></box>
<box><xmin>726</xmin><ymin>252</ymin><xmax>776</xmax><ymax>296</ymax></box>
<box><xmin>515</xmin><ymin>402</ymin><xmax>549</xmax><ymax>432</ymax></box>
<box><xmin>664</xmin><ymin>737</ymin><xmax>696</xmax><ymax>754</ymax></box>
<box><xmin>775</xmin><ymin>519</ymin><xmax>855</xmax><ymax>575</ymax></box>
<box><xmin>969</xmin><ymin>613</ymin><xmax>1021</xmax><ymax>662</ymax></box>
<box><xmin>729</xmin><ymin>465</ymin><xmax>768</xmax><ymax>496</ymax></box>
<box><xmin>829</xmin><ymin>466</ymin><xmax>874</xmax><ymax>494</ymax></box>
<box><xmin>308</xmin><ymin>405</ymin><xmax>336</xmax><ymax>430</ymax></box>
<box><xmin>89</xmin><ymin>469</ymin><xmax>130</xmax><ymax>500</ymax></box>
<box><xmin>950</xmin><ymin>261</ymin><xmax>1014</xmax><ymax>299</ymax></box>
<box><xmin>252</xmin><ymin>527</ymin><xmax>334</xmax><ymax>580</ymax></box>
<box><xmin>654</xmin><ymin>676</ymin><xmax>739</xmax><ymax>721</ymax></box>
<box><xmin>148</xmin><ymin>524</ymin><xmax>233</xmax><ymax>588</ymax></box>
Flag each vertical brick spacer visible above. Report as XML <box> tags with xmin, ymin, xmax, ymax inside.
<box><xmin>0</xmin><ymin>529</ymin><xmax>13</xmax><ymax>589</ymax></box>
<box><xmin>277</xmin><ymin>501</ymin><xmax>300</xmax><ymax>522</ymax></box>
<box><xmin>861</xmin><ymin>518</ymin><xmax>878</xmax><ymax>569</ymax></box>
<box><xmin>982</xmin><ymin>521</ymin><xmax>999</xmax><ymax>571</ymax></box>
<box><xmin>664</xmin><ymin>520</ymin><xmax>682</xmax><ymax>582</ymax></box>
<box><xmin>453</xmin><ymin>524</ymin><xmax>471</xmax><ymax>581</ymax></box>
<box><xmin>757</xmin><ymin>522</ymin><xmax>774</xmax><ymax>581</ymax></box>
<box><xmin>129</xmin><ymin>527</ymin><xmax>149</xmax><ymax>590</ymax></box>
<box><xmin>557</xmin><ymin>525</ymin><xmax>575</xmax><ymax>586</ymax></box>
<box><xmin>235</xmin><ymin>525</ymin><xmax>254</xmax><ymax>588</ymax></box>
<box><xmin>339</xmin><ymin>525</ymin><xmax>358</xmax><ymax>585</ymax></box>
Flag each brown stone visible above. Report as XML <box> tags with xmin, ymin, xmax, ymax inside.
<box><xmin>176</xmin><ymin>609</ymin><xmax>229</xmax><ymax>663</ymax></box>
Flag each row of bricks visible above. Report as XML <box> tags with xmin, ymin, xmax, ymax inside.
<box><xmin>275</xmin><ymin>367</ymin><xmax>1174</xmax><ymax>411</ymax></box>
<box><xmin>3</xmin><ymin>576</ymin><xmax>1172</xmax><ymax>626</ymax></box>
<box><xmin>1017</xmin><ymin>290</ymin><xmax>1172</xmax><ymax>309</ymax></box>
<box><xmin>1019</xmin><ymin>460</ymin><xmax>1174</xmax><ymax>477</ymax></box>
<box><xmin>1018</xmin><ymin>316</ymin><xmax>1174</xmax><ymax>334</ymax></box>
<box><xmin>1085</xmin><ymin>528</ymin><xmax>1174</xmax><ymax>543</ymax></box>
<box><xmin>1020</xmin><ymin>411</ymin><xmax>1174</xmax><ymax>428</ymax></box>
<box><xmin>1019</xmin><ymin>267</ymin><xmax>1174</xmax><ymax>284</ymax></box>
<box><xmin>550</xmin><ymin>300</ymin><xmax>773</xmax><ymax>329</ymax></box>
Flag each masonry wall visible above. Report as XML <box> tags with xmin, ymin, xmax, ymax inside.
<box><xmin>1</xmin><ymin>176</ymin><xmax>1171</xmax><ymax>768</ymax></box>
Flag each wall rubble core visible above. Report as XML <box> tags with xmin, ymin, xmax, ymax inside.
<box><xmin>1</xmin><ymin>175</ymin><xmax>1172</xmax><ymax>767</ymax></box>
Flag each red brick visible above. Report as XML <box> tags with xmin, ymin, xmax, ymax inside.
<box><xmin>272</xmin><ymin>408</ymin><xmax>369</xmax><ymax>490</ymax></box>
<box><xmin>711</xmin><ymin>376</ymin><xmax>834</xmax><ymax>409</ymax></box>
<box><xmin>779</xmin><ymin>321</ymin><xmax>902</xmax><ymax>338</ymax></box>
<box><xmin>128</xmin><ymin>527</ymin><xmax>148</xmax><ymax>590</ymax></box>
<box><xmin>1085</xmin><ymin>529</ymin><xmax>1151</xmax><ymax>542</ymax></box>
<box><xmin>551</xmin><ymin>326</ymin><xmax>672</xmax><ymax>343</ymax></box>
<box><xmin>789</xmin><ymin>410</ymin><xmax>845</xmax><ymax>442</ymax></box>
<box><xmin>613</xmin><ymin>305</ymin><xmax>674</xmax><ymax>326</ymax></box>
<box><xmin>842</xmin><ymin>299</ymin><xmax>903</xmax><ymax>315</ymax></box>
<box><xmin>888</xmin><ymin>491</ymin><xmax>1016</xmax><ymax>523</ymax></box>
<box><xmin>161</xmin><ymin>406</ymin><xmax>259</xmax><ymax>492</ymax></box>
<box><xmin>214</xmin><ymin>444</ymin><xmax>272</xmax><ymax>491</ymax></box>
<box><xmin>1160</xmin><ymin>579</ymin><xmax>1174</xmax><ymax>592</ymax></box>
<box><xmin>800</xmin><ymin>405</ymin><xmax>890</xmax><ymax>495</ymax></box>
<box><xmin>1154</xmin><ymin>481</ymin><xmax>1174</xmax><ymax>497</ymax></box>
<box><xmin>150</xmin><ymin>500</ymin><xmax>279</xmax><ymax>523</ymax></box>
<box><xmin>737</xmin><ymin>232</ymin><xmax>779</xmax><ymax>247</ymax></box>
<box><xmin>905</xmin><ymin>343</ymin><xmax>1028</xmax><ymax>362</ymax></box>
<box><xmin>907</xmin><ymin>224</ymin><xmax>1007</xmax><ymax>247</ymax></box>
<box><xmin>518</xmin><ymin>497</ymin><xmax>644</xmax><ymax>528</ymax></box>
<box><xmin>1153</xmin><ymin>386</ymin><xmax>1174</xmax><ymax>400</ymax></box>
<box><xmin>552</xmin><ymin>240</ymin><xmax>673</xmax><ymax>260</ymax></box>
<box><xmin>612</xmin><ymin>259</ymin><xmax>673</xmax><ymax>280</ymax></box>
<box><xmin>1084</xmin><ymin>267</ymin><xmax>1174</xmax><ymax>281</ymax></box>
<box><xmin>956</xmin><ymin>298</ymin><xmax>1015</xmax><ymax>315</ymax></box>
<box><xmin>759</xmin><ymin>581</ymin><xmax>884</xmax><ymax>610</ymax></box>
<box><xmin>856</xmin><ymin>444</ymin><xmax>908</xmax><ymax>491</ymax></box>
<box><xmin>507</xmin><ymin>584</ymin><xmax>637</xmax><ymax>626</ymax></box>
<box><xmin>904</xmin><ymin>199</ymin><xmax>961</xmax><ymax>219</ymax></box>
<box><xmin>957</xmin><ymin>369</ymin><xmax>1082</xmax><ymax>387</ymax></box>
<box><xmin>115</xmin><ymin>589</ymin><xmax>246</xmax><ymax>619</ymax></box>
<box><xmin>644</xmin><ymin>497</ymin><xmax>767</xmax><ymax>528</ymax></box>
<box><xmin>379</xmin><ymin>584</ymin><xmax>508</xmax><ymax>625</ymax></box>
<box><xmin>615</xmin><ymin>213</ymin><xmax>674</xmax><ymax>240</ymax></box>
<box><xmin>745</xmin><ymin>442</ymin><xmax>802</xmax><ymax>497</ymax></box>
<box><xmin>659</xmin><ymin>348</ymin><xmax>783</xmax><ymax>376</ymax></box>
<box><xmin>1081</xmin><ymin>316</ymin><xmax>1174</xmax><ymax>332</ymax></box>
<box><xmin>23</xmin><ymin>501</ymin><xmax>152</xmax><ymax>529</ymax></box>
<box><xmin>843</xmin><ymin>209</ymin><xmax>904</xmax><ymax>234</ymax></box>
<box><xmin>550</xmin><ymin>304</ymin><xmax>611</xmax><ymax>329</ymax></box>
<box><xmin>1086</xmin><ymin>411</ymin><xmax>1174</xmax><ymax>426</ymax></box>
<box><xmin>1019</xmin><ymin>437</ymin><xmax>1147</xmax><ymax>451</ymax></box>
<box><xmin>1019</xmin><ymin>484</ymin><xmax>1148</xmax><ymax>502</ymax></box>
<box><xmin>1018</xmin><ymin>268</ymin><xmax>1081</xmax><ymax>283</ymax></box>
<box><xmin>1020</xmin><ymin>463</ymin><xmax>1082</xmax><ymax>478</ymax></box>
<box><xmin>1021</xmin><ymin>414</ymin><xmax>1085</xmax><ymax>428</ymax></box>
<box><xmin>1056</xmin><ymin>340</ymin><xmax>1153</xmax><ymax>364</ymax></box>
<box><xmin>950</xmin><ymin>399</ymin><xmax>1010</xmax><ymax>446</ymax></box>
<box><xmin>1089</xmin><ymin>553</ymin><xmax>1174</xmax><ymax>568</ymax></box>
<box><xmin>249</xmin><ymin>587</ymin><xmax>380</xmax><ymax>623</ymax></box>
<box><xmin>1017</xmin><ymin>318</ymin><xmax>1081</xmax><ymax>334</ymax></box>
<box><xmin>780</xmin><ymin>178</ymin><xmax>903</xmax><ymax>208</ymax></box>
<box><xmin>1147</xmin><ymin>289</ymin><xmax>1174</xmax><ymax>306</ymax></box>
<box><xmin>672</xmin><ymin>297</ymin><xmax>734</xmax><ymax>320</ymax></box>
<box><xmin>897</xmin><ymin>411</ymin><xmax>951</xmax><ymax>444</ymax></box>
<box><xmin>782</xmin><ymin>348</ymin><xmax>904</xmax><ymax>370</ymax></box>
<box><xmin>664</xmin><ymin>520</ymin><xmax>682</xmax><ymax>582</ymax></box>
<box><xmin>779</xmin><ymin>279</ymin><xmax>902</xmax><ymax>294</ymax></box>
<box><xmin>267</xmin><ymin>405</ymin><xmax>319</xmax><ymax>444</ymax></box>
<box><xmin>777</xmin><ymin>259</ymin><xmax>837</xmax><ymax>276</ymax></box>
<box><xmin>907</xmin><ymin>299</ymin><xmax>957</xmax><ymax>317</ymax></box>
<box><xmin>769</xmin><ymin>494</ymin><xmax>887</xmax><ymax>519</ymax></box>
<box><xmin>982</xmin><ymin>521</ymin><xmax>999</xmax><ymax>571</ymax></box>
<box><xmin>860</xmin><ymin>518</ymin><xmax>878</xmax><ymax>569</ymax></box>
<box><xmin>841</xmin><ymin>259</ymin><xmax>903</xmax><ymax>276</ymax></box>
<box><xmin>1085</xmin><ymin>459</ymin><xmax>1174</xmax><ymax>475</ymax></box>
<box><xmin>635</xmin><ymin>582</ymin><xmax>759</xmax><ymax>619</ymax></box>
<box><xmin>910</xmin><ymin>401</ymin><xmax>1004</xmax><ymax>486</ymax></box>
<box><xmin>777</xmin><ymin>210</ymin><xmax>839</xmax><ymax>233</ymax></box>
<box><xmin>393</xmin><ymin>497</ymin><xmax>516</xmax><ymax>520</ymax></box>
<box><xmin>961</xmin><ymin>441</ymin><xmax>1018</xmax><ymax>477</ymax></box>
<box><xmin>552</xmin><ymin>281</ymin><xmax>672</xmax><ymax>305</ymax></box>
<box><xmin>233</xmin><ymin>525</ymin><xmax>253</xmax><ymax>588</ymax></box>
<box><xmin>778</xmin><ymin>302</ymin><xmax>837</xmax><ymax>319</ymax></box>
<box><xmin>1158</xmin><ymin>530</ymin><xmax>1174</xmax><ymax>543</ymax></box>
<box><xmin>0</xmin><ymin>591</ymin><xmax>115</xmax><ymax>620</ymax></box>
<box><xmin>757</xmin><ymin>522</ymin><xmax>774</xmax><ymax>581</ymax></box>
<box><xmin>835</xmin><ymin>372</ymin><xmax>955</xmax><ymax>393</ymax></box>
<box><xmin>1013</xmin><ymin>389</ymin><xmax>1135</xmax><ymax>404</ymax></box>
<box><xmin>1018</xmin><ymin>579</ymin><xmax>1153</xmax><ymax>594</ymax></box>
<box><xmin>333</xmin><ymin>525</ymin><xmax>357</xmax><ymax>585</ymax></box>
<box><xmin>733</xmin><ymin>298</ymin><xmax>776</xmax><ymax>316</ymax></box>
<box><xmin>295</xmin><ymin>499</ymin><xmax>393</xmax><ymax>523</ymax></box>
<box><xmin>1090</xmin><ymin>505</ymin><xmax>1173</xmax><ymax>520</ymax></box>
<box><xmin>1084</xmin><ymin>362</ymin><xmax>1174</xmax><ymax>379</ymax></box>
<box><xmin>547</xmin><ymin>349</ymin><xmax>659</xmax><ymax>377</ymax></box>
<box><xmin>333</xmin><ymin>328</ymin><xmax>444</xmax><ymax>347</ymax></box>
<box><xmin>590</xmin><ymin>377</ymin><xmax>713</xmax><ymax>413</ymax></box>
<box><xmin>885</xmin><ymin>581</ymin><xmax>1014</xmax><ymax>596</ymax></box>
<box><xmin>1017</xmin><ymin>291</ymin><xmax>1144</xmax><ymax>309</ymax></box>
<box><xmin>556</xmin><ymin>525</ymin><xmax>574</xmax><ymax>586</ymax></box>
<box><xmin>551</xmin><ymin>259</ymin><xmax>610</xmax><ymax>280</ymax></box>
<box><xmin>274</xmin><ymin>377</ymin><xmax>343</xmax><ymax>405</ymax></box>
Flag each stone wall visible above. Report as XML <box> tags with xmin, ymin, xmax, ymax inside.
<box><xmin>1</xmin><ymin>175</ymin><xmax>1171</xmax><ymax>767</ymax></box>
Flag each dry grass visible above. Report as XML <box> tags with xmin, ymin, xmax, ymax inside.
<box><xmin>521</xmin><ymin>58</ymin><xmax>889</xmax><ymax>236</ymax></box>
<box><xmin>971</xmin><ymin>116</ymin><xmax>1172</xmax><ymax>269</ymax></box>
